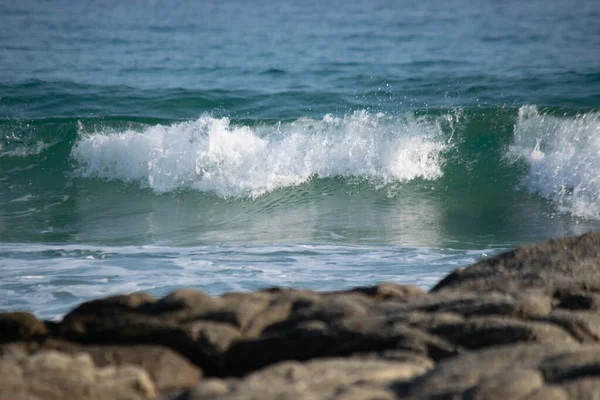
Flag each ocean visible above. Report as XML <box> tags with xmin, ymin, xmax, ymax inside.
<box><xmin>1</xmin><ymin>0</ymin><xmax>600</xmax><ymax>319</ymax></box>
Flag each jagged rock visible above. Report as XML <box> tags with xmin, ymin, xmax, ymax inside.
<box><xmin>432</xmin><ymin>231</ymin><xmax>600</xmax><ymax>295</ymax></box>
<box><xmin>0</xmin><ymin>312</ymin><xmax>47</xmax><ymax>343</ymax></box>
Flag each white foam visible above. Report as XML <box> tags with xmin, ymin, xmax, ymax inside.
<box><xmin>71</xmin><ymin>111</ymin><xmax>451</xmax><ymax>197</ymax></box>
<box><xmin>510</xmin><ymin>105</ymin><xmax>600</xmax><ymax>220</ymax></box>
<box><xmin>0</xmin><ymin>141</ymin><xmax>49</xmax><ymax>157</ymax></box>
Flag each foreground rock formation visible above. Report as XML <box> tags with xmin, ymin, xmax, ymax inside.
<box><xmin>3</xmin><ymin>232</ymin><xmax>600</xmax><ymax>399</ymax></box>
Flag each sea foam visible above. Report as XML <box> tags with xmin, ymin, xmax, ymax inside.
<box><xmin>511</xmin><ymin>105</ymin><xmax>600</xmax><ymax>220</ymax></box>
<box><xmin>71</xmin><ymin>111</ymin><xmax>451</xmax><ymax>197</ymax></box>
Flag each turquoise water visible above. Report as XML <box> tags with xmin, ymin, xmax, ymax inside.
<box><xmin>1</xmin><ymin>0</ymin><xmax>600</xmax><ymax>318</ymax></box>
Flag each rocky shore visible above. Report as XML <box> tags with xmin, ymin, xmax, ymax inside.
<box><xmin>4</xmin><ymin>232</ymin><xmax>600</xmax><ymax>399</ymax></box>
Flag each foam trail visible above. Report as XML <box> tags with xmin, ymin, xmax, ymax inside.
<box><xmin>71</xmin><ymin>111</ymin><xmax>451</xmax><ymax>197</ymax></box>
<box><xmin>510</xmin><ymin>105</ymin><xmax>600</xmax><ymax>219</ymax></box>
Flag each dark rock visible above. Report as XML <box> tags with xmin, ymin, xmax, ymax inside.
<box><xmin>262</xmin><ymin>296</ymin><xmax>369</xmax><ymax>335</ymax></box>
<box><xmin>433</xmin><ymin>231</ymin><xmax>600</xmax><ymax>295</ymax></box>
<box><xmin>197</xmin><ymin>292</ymin><xmax>272</xmax><ymax>330</ymax></box>
<box><xmin>243</xmin><ymin>298</ymin><xmax>294</xmax><ymax>337</ymax></box>
<box><xmin>557</xmin><ymin>292</ymin><xmax>600</xmax><ymax>311</ymax></box>
<box><xmin>341</xmin><ymin>283</ymin><xmax>425</xmax><ymax>300</ymax></box>
<box><xmin>152</xmin><ymin>289</ymin><xmax>220</xmax><ymax>321</ymax></box>
<box><xmin>372</xmin><ymin>291</ymin><xmax>552</xmax><ymax>320</ymax></box>
<box><xmin>0</xmin><ymin>312</ymin><xmax>47</xmax><ymax>343</ymax></box>
<box><xmin>429</xmin><ymin>316</ymin><xmax>577</xmax><ymax>349</ymax></box>
<box><xmin>523</xmin><ymin>387</ymin><xmax>568</xmax><ymax>400</ymax></box>
<box><xmin>64</xmin><ymin>292</ymin><xmax>156</xmax><ymax>319</ymax></box>
<box><xmin>221</xmin><ymin>316</ymin><xmax>457</xmax><ymax>376</ymax></box>
<box><xmin>58</xmin><ymin>309</ymin><xmax>223</xmax><ymax>375</ymax></box>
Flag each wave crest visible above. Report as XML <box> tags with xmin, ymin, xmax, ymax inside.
<box><xmin>511</xmin><ymin>105</ymin><xmax>600</xmax><ymax>219</ymax></box>
<box><xmin>71</xmin><ymin>111</ymin><xmax>452</xmax><ymax>197</ymax></box>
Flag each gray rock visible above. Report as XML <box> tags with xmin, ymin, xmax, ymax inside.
<box><xmin>428</xmin><ymin>316</ymin><xmax>577</xmax><ymax>349</ymax></box>
<box><xmin>538</xmin><ymin>347</ymin><xmax>600</xmax><ymax>382</ymax></box>
<box><xmin>221</xmin><ymin>316</ymin><xmax>457</xmax><ymax>376</ymax></box>
<box><xmin>182</xmin><ymin>358</ymin><xmax>430</xmax><ymax>400</ymax></box>
<box><xmin>0</xmin><ymin>348</ymin><xmax>156</xmax><ymax>400</ymax></box>
<box><xmin>558</xmin><ymin>378</ymin><xmax>600</xmax><ymax>400</ymax></box>
<box><xmin>433</xmin><ymin>231</ymin><xmax>600</xmax><ymax>295</ymax></box>
<box><xmin>465</xmin><ymin>369</ymin><xmax>544</xmax><ymax>400</ymax></box>
<box><xmin>399</xmin><ymin>343</ymin><xmax>580</xmax><ymax>398</ymax></box>
<box><xmin>540</xmin><ymin>310</ymin><xmax>600</xmax><ymax>342</ymax></box>
<box><xmin>340</xmin><ymin>283</ymin><xmax>425</xmax><ymax>300</ymax></box>
<box><xmin>34</xmin><ymin>340</ymin><xmax>202</xmax><ymax>393</ymax></box>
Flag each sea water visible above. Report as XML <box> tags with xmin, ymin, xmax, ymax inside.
<box><xmin>1</xmin><ymin>0</ymin><xmax>600</xmax><ymax>319</ymax></box>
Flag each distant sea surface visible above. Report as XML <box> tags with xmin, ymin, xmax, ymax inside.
<box><xmin>2</xmin><ymin>0</ymin><xmax>600</xmax><ymax>318</ymax></box>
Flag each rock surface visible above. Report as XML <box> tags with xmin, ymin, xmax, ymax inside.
<box><xmin>3</xmin><ymin>231</ymin><xmax>600</xmax><ymax>399</ymax></box>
